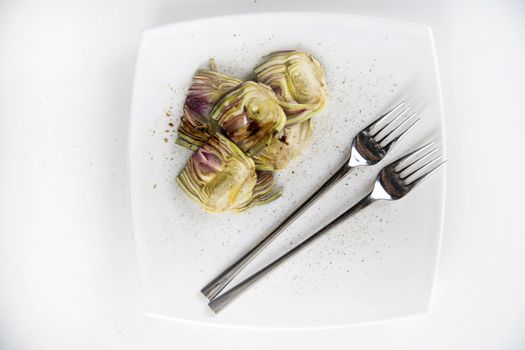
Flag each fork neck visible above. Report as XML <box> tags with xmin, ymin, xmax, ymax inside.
<box><xmin>348</xmin><ymin>148</ymin><xmax>366</xmax><ymax>168</ymax></box>
<box><xmin>348</xmin><ymin>142</ymin><xmax>373</xmax><ymax>168</ymax></box>
<box><xmin>334</xmin><ymin>161</ymin><xmax>352</xmax><ymax>179</ymax></box>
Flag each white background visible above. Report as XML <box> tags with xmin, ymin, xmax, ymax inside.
<box><xmin>1</xmin><ymin>0</ymin><xmax>524</xmax><ymax>349</ymax></box>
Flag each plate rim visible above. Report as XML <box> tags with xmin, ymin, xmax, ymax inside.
<box><xmin>141</xmin><ymin>11</ymin><xmax>433</xmax><ymax>36</ymax></box>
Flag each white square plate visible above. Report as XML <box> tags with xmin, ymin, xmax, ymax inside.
<box><xmin>129</xmin><ymin>12</ymin><xmax>446</xmax><ymax>329</ymax></box>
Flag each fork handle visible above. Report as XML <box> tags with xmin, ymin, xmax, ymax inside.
<box><xmin>200</xmin><ymin>162</ymin><xmax>352</xmax><ymax>301</ymax></box>
<box><xmin>208</xmin><ymin>193</ymin><xmax>374</xmax><ymax>313</ymax></box>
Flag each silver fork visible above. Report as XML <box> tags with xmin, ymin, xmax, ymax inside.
<box><xmin>208</xmin><ymin>142</ymin><xmax>445</xmax><ymax>313</ymax></box>
<box><xmin>201</xmin><ymin>101</ymin><xmax>420</xmax><ymax>301</ymax></box>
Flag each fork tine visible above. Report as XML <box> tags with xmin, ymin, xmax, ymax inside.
<box><xmin>397</xmin><ymin>146</ymin><xmax>439</xmax><ymax>173</ymax></box>
<box><xmin>392</xmin><ymin>141</ymin><xmax>435</xmax><ymax>169</ymax></box>
<box><xmin>407</xmin><ymin>160</ymin><xmax>447</xmax><ymax>188</ymax></box>
<box><xmin>377</xmin><ymin>112</ymin><xmax>418</xmax><ymax>144</ymax></box>
<box><xmin>366</xmin><ymin>101</ymin><xmax>405</xmax><ymax>133</ymax></box>
<box><xmin>403</xmin><ymin>154</ymin><xmax>443</xmax><ymax>181</ymax></box>
<box><xmin>372</xmin><ymin>108</ymin><xmax>411</xmax><ymax>138</ymax></box>
<box><xmin>383</xmin><ymin>117</ymin><xmax>421</xmax><ymax>151</ymax></box>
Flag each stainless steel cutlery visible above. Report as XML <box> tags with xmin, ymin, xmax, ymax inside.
<box><xmin>201</xmin><ymin>101</ymin><xmax>445</xmax><ymax>312</ymax></box>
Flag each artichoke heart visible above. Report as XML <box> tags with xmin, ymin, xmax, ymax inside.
<box><xmin>255</xmin><ymin>50</ymin><xmax>327</xmax><ymax>125</ymax></box>
<box><xmin>176</xmin><ymin>68</ymin><xmax>242</xmax><ymax>150</ymax></box>
<box><xmin>209</xmin><ymin>81</ymin><xmax>286</xmax><ymax>156</ymax></box>
<box><xmin>253</xmin><ymin>120</ymin><xmax>313</xmax><ymax>171</ymax></box>
<box><xmin>177</xmin><ymin>133</ymin><xmax>280</xmax><ymax>213</ymax></box>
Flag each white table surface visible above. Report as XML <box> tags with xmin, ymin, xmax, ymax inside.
<box><xmin>1</xmin><ymin>0</ymin><xmax>524</xmax><ymax>349</ymax></box>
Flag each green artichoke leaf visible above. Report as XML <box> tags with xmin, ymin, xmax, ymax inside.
<box><xmin>176</xmin><ymin>68</ymin><xmax>242</xmax><ymax>150</ymax></box>
<box><xmin>252</xmin><ymin>170</ymin><xmax>282</xmax><ymax>205</ymax></box>
<box><xmin>242</xmin><ymin>170</ymin><xmax>282</xmax><ymax>210</ymax></box>
<box><xmin>255</xmin><ymin>50</ymin><xmax>327</xmax><ymax>125</ymax></box>
<box><xmin>209</xmin><ymin>81</ymin><xmax>286</xmax><ymax>157</ymax></box>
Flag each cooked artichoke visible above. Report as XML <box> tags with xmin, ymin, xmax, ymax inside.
<box><xmin>255</xmin><ymin>50</ymin><xmax>327</xmax><ymax>125</ymax></box>
<box><xmin>209</xmin><ymin>81</ymin><xmax>286</xmax><ymax>156</ymax></box>
<box><xmin>253</xmin><ymin>120</ymin><xmax>313</xmax><ymax>171</ymax></box>
<box><xmin>177</xmin><ymin>133</ymin><xmax>280</xmax><ymax>213</ymax></box>
<box><xmin>251</xmin><ymin>170</ymin><xmax>282</xmax><ymax>207</ymax></box>
<box><xmin>176</xmin><ymin>68</ymin><xmax>242</xmax><ymax>150</ymax></box>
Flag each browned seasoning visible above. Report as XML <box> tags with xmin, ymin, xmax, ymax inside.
<box><xmin>278</xmin><ymin>135</ymin><xmax>289</xmax><ymax>145</ymax></box>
